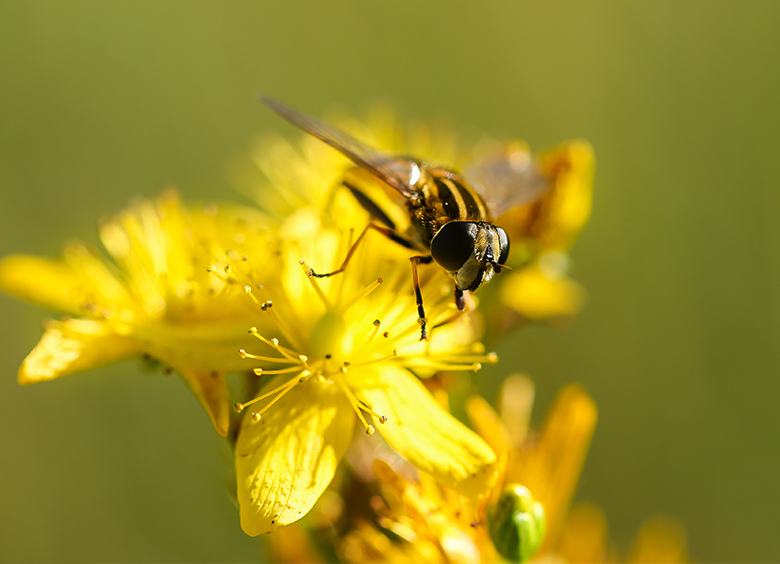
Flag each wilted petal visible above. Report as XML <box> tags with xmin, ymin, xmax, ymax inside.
<box><xmin>354</xmin><ymin>364</ymin><xmax>497</xmax><ymax>498</ymax></box>
<box><xmin>236</xmin><ymin>377</ymin><xmax>355</xmax><ymax>535</ymax></box>
<box><xmin>19</xmin><ymin>318</ymin><xmax>139</xmax><ymax>384</ymax></box>
<box><xmin>178</xmin><ymin>369</ymin><xmax>230</xmax><ymax>437</ymax></box>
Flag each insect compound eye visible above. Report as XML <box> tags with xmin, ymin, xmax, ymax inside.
<box><xmin>430</xmin><ymin>222</ymin><xmax>478</xmax><ymax>272</ymax></box>
<box><xmin>496</xmin><ymin>226</ymin><xmax>510</xmax><ymax>265</ymax></box>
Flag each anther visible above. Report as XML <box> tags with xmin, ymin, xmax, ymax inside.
<box><xmin>365</xmin><ymin>425</ymin><xmax>376</xmax><ymax>435</ymax></box>
<box><xmin>299</xmin><ymin>259</ymin><xmax>315</xmax><ymax>277</ymax></box>
<box><xmin>373</xmin><ymin>319</ymin><xmax>381</xmax><ymax>327</ymax></box>
<box><xmin>340</xmin><ymin>277</ymin><xmax>384</xmax><ymax>313</ymax></box>
<box><xmin>239</xmin><ymin>349</ymin><xmax>248</xmax><ymax>358</ymax></box>
<box><xmin>251</xmin><ymin>412</ymin><xmax>261</xmax><ymax>422</ymax></box>
<box><xmin>234</xmin><ymin>402</ymin><xmax>245</xmax><ymax>412</ymax></box>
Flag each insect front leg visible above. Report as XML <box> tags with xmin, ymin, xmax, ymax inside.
<box><xmin>306</xmin><ymin>223</ymin><xmax>405</xmax><ymax>278</ymax></box>
<box><xmin>410</xmin><ymin>255</ymin><xmax>434</xmax><ymax>341</ymax></box>
<box><xmin>454</xmin><ymin>287</ymin><xmax>465</xmax><ymax>311</ymax></box>
<box><xmin>309</xmin><ymin>223</ymin><xmax>388</xmax><ymax>278</ymax></box>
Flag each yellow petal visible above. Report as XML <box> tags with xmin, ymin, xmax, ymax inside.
<box><xmin>498</xmin><ymin>374</ymin><xmax>536</xmax><ymax>447</ymax></box>
<box><xmin>465</xmin><ymin>395</ymin><xmax>513</xmax><ymax>458</ymax></box>
<box><xmin>500</xmin><ymin>265</ymin><xmax>585</xmax><ymax>319</ymax></box>
<box><xmin>627</xmin><ymin>515</ymin><xmax>688</xmax><ymax>564</ymax></box>
<box><xmin>556</xmin><ymin>502</ymin><xmax>609</xmax><ymax>564</ymax></box>
<box><xmin>19</xmin><ymin>318</ymin><xmax>139</xmax><ymax>384</ymax></box>
<box><xmin>538</xmin><ymin>140</ymin><xmax>595</xmax><ymax>251</ymax></box>
<box><xmin>236</xmin><ymin>376</ymin><xmax>355</xmax><ymax>535</ymax></box>
<box><xmin>0</xmin><ymin>254</ymin><xmax>92</xmax><ymax>315</ymax></box>
<box><xmin>178</xmin><ymin>369</ymin><xmax>230</xmax><ymax>437</ymax></box>
<box><xmin>354</xmin><ymin>364</ymin><xmax>497</xmax><ymax>498</ymax></box>
<box><xmin>515</xmin><ymin>384</ymin><xmax>597</xmax><ymax>549</ymax></box>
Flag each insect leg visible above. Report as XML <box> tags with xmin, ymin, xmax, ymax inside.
<box><xmin>432</xmin><ymin>288</ymin><xmax>475</xmax><ymax>332</ymax></box>
<box><xmin>307</xmin><ymin>223</ymin><xmax>415</xmax><ymax>278</ymax></box>
<box><xmin>454</xmin><ymin>287</ymin><xmax>465</xmax><ymax>311</ymax></box>
<box><xmin>410</xmin><ymin>255</ymin><xmax>434</xmax><ymax>341</ymax></box>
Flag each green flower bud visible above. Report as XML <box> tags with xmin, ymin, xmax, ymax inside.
<box><xmin>487</xmin><ymin>484</ymin><xmax>546</xmax><ymax>562</ymax></box>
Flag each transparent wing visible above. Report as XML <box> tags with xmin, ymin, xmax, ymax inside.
<box><xmin>261</xmin><ymin>96</ymin><xmax>420</xmax><ymax>199</ymax></box>
<box><xmin>464</xmin><ymin>146</ymin><xmax>550</xmax><ymax>216</ymax></box>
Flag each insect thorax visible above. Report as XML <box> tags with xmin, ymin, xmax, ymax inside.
<box><xmin>411</xmin><ymin>169</ymin><xmax>492</xmax><ymax>248</ymax></box>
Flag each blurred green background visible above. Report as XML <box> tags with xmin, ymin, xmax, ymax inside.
<box><xmin>1</xmin><ymin>1</ymin><xmax>779</xmax><ymax>562</ymax></box>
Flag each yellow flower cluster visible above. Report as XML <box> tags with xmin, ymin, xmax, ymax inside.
<box><xmin>0</xmin><ymin>191</ymin><xmax>272</xmax><ymax>435</ymax></box>
<box><xmin>326</xmin><ymin>376</ymin><xmax>687</xmax><ymax>564</ymax></box>
<box><xmin>0</xmin><ymin>102</ymin><xmax>636</xmax><ymax>563</ymax></box>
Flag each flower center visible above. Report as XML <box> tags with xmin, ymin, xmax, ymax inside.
<box><xmin>234</xmin><ymin>323</ymin><xmax>390</xmax><ymax>435</ymax></box>
<box><xmin>216</xmin><ymin>235</ymin><xmax>498</xmax><ymax>435</ymax></box>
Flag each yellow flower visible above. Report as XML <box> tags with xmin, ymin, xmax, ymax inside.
<box><xmin>467</xmin><ymin>375</ymin><xmax>597</xmax><ymax>551</ymax></box>
<box><xmin>330</xmin><ymin>375</ymin><xmax>686</xmax><ymax>564</ymax></box>
<box><xmin>231</xmin><ymin>107</ymin><xmax>595</xmax><ymax>538</ymax></box>
<box><xmin>494</xmin><ymin>141</ymin><xmax>595</xmax><ymax>321</ymax></box>
<box><xmin>469</xmin><ymin>376</ymin><xmax>687</xmax><ymax>563</ymax></box>
<box><xmin>496</xmin><ymin>141</ymin><xmax>595</xmax><ymax>254</ymax></box>
<box><xmin>339</xmin><ymin>458</ymin><xmax>499</xmax><ymax>564</ymax></box>
<box><xmin>231</xmin><ymin>205</ymin><xmax>498</xmax><ymax>535</ymax></box>
<box><xmin>0</xmin><ymin>191</ymin><xmax>274</xmax><ymax>436</ymax></box>
<box><xmin>557</xmin><ymin>503</ymin><xmax>688</xmax><ymax>564</ymax></box>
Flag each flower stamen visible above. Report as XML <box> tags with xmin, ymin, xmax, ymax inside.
<box><xmin>233</xmin><ymin>371</ymin><xmax>305</xmax><ymax>418</ymax></box>
<box><xmin>346</xmin><ymin>349</ymin><xmax>399</xmax><ymax>368</ymax></box>
<box><xmin>335</xmin><ymin>371</ymin><xmax>387</xmax><ymax>434</ymax></box>
<box><xmin>238</xmin><ymin>349</ymin><xmax>299</xmax><ymax>364</ymax></box>
<box><xmin>256</xmin><ymin>301</ymin><xmax>305</xmax><ymax>351</ymax></box>
<box><xmin>402</xmin><ymin>359</ymin><xmax>486</xmax><ymax>372</ymax></box>
<box><xmin>299</xmin><ymin>259</ymin><xmax>332</xmax><ymax>309</ymax></box>
<box><xmin>249</xmin><ymin>327</ymin><xmax>305</xmax><ymax>363</ymax></box>
<box><xmin>338</xmin><ymin>277</ymin><xmax>383</xmax><ymax>313</ymax></box>
<box><xmin>253</xmin><ymin>366</ymin><xmax>305</xmax><ymax>376</ymax></box>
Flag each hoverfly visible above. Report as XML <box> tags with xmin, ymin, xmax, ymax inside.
<box><xmin>261</xmin><ymin>96</ymin><xmax>549</xmax><ymax>340</ymax></box>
